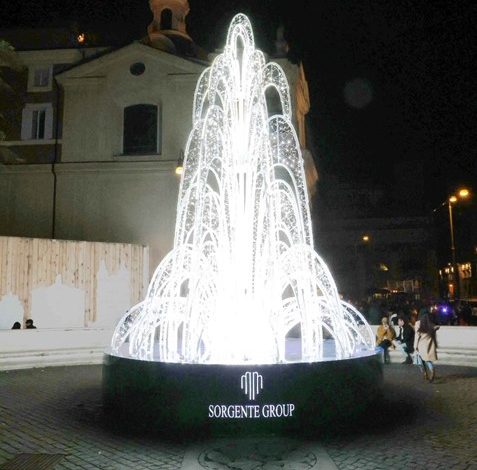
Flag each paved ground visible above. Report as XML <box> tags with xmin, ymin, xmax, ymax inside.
<box><xmin>0</xmin><ymin>363</ymin><xmax>477</xmax><ymax>469</ymax></box>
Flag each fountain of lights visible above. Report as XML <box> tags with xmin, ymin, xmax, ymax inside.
<box><xmin>103</xmin><ymin>14</ymin><xmax>382</xmax><ymax>436</ymax></box>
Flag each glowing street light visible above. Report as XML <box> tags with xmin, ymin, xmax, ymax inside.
<box><xmin>175</xmin><ymin>151</ymin><xmax>184</xmax><ymax>176</ymax></box>
<box><xmin>448</xmin><ymin>188</ymin><xmax>471</xmax><ymax>268</ymax></box>
<box><xmin>174</xmin><ymin>162</ymin><xmax>183</xmax><ymax>176</ymax></box>
<box><xmin>362</xmin><ymin>235</ymin><xmax>370</xmax><ymax>242</ymax></box>
<box><xmin>434</xmin><ymin>187</ymin><xmax>472</xmax><ymax>299</ymax></box>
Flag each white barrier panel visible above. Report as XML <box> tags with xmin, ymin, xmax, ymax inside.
<box><xmin>0</xmin><ymin>236</ymin><xmax>149</xmax><ymax>330</ymax></box>
<box><xmin>372</xmin><ymin>325</ymin><xmax>477</xmax><ymax>367</ymax></box>
<box><xmin>1</xmin><ymin>325</ymin><xmax>476</xmax><ymax>371</ymax></box>
<box><xmin>0</xmin><ymin>328</ymin><xmax>113</xmax><ymax>370</ymax></box>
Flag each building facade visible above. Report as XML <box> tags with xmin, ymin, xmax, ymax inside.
<box><xmin>0</xmin><ymin>1</ymin><xmax>316</xmax><ymax>273</ymax></box>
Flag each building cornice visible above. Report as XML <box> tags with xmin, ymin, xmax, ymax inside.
<box><xmin>17</xmin><ymin>48</ymin><xmax>108</xmax><ymax>65</ymax></box>
<box><xmin>53</xmin><ymin>160</ymin><xmax>177</xmax><ymax>174</ymax></box>
<box><xmin>0</xmin><ymin>139</ymin><xmax>60</xmax><ymax>147</ymax></box>
<box><xmin>0</xmin><ymin>160</ymin><xmax>178</xmax><ymax>175</ymax></box>
<box><xmin>0</xmin><ymin>164</ymin><xmax>54</xmax><ymax>174</ymax></box>
<box><xmin>56</xmin><ymin>42</ymin><xmax>206</xmax><ymax>83</ymax></box>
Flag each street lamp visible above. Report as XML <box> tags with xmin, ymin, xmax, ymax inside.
<box><xmin>175</xmin><ymin>150</ymin><xmax>184</xmax><ymax>176</ymax></box>
<box><xmin>447</xmin><ymin>188</ymin><xmax>470</xmax><ymax>270</ymax></box>
<box><xmin>434</xmin><ymin>188</ymin><xmax>471</xmax><ymax>299</ymax></box>
<box><xmin>354</xmin><ymin>234</ymin><xmax>371</xmax><ymax>299</ymax></box>
<box><xmin>354</xmin><ymin>234</ymin><xmax>370</xmax><ymax>255</ymax></box>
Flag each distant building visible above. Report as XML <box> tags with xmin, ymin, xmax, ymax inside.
<box><xmin>439</xmin><ymin>259</ymin><xmax>477</xmax><ymax>301</ymax></box>
<box><xmin>315</xmin><ymin>175</ymin><xmax>438</xmax><ymax>301</ymax></box>
<box><xmin>0</xmin><ymin>0</ymin><xmax>316</xmax><ymax>271</ymax></box>
<box><xmin>0</xmin><ymin>28</ymin><xmax>107</xmax><ymax>165</ymax></box>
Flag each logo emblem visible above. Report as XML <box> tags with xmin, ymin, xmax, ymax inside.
<box><xmin>240</xmin><ymin>371</ymin><xmax>263</xmax><ymax>400</ymax></box>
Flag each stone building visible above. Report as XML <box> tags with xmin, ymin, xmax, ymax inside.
<box><xmin>0</xmin><ymin>0</ymin><xmax>316</xmax><ymax>271</ymax></box>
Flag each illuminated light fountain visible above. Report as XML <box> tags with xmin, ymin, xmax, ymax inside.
<box><xmin>103</xmin><ymin>14</ymin><xmax>382</xmax><ymax>436</ymax></box>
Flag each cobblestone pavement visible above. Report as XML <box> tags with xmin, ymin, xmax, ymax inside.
<box><xmin>0</xmin><ymin>363</ymin><xmax>476</xmax><ymax>469</ymax></box>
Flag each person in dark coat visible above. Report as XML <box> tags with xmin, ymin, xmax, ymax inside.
<box><xmin>393</xmin><ymin>316</ymin><xmax>414</xmax><ymax>364</ymax></box>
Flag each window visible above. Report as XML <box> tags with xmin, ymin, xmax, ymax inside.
<box><xmin>161</xmin><ymin>8</ymin><xmax>173</xmax><ymax>30</ymax></box>
<box><xmin>21</xmin><ymin>104</ymin><xmax>53</xmax><ymax>140</ymax></box>
<box><xmin>28</xmin><ymin>65</ymin><xmax>52</xmax><ymax>91</ymax></box>
<box><xmin>123</xmin><ymin>104</ymin><xmax>159</xmax><ymax>155</ymax></box>
<box><xmin>265</xmin><ymin>87</ymin><xmax>282</xmax><ymax>117</ymax></box>
<box><xmin>32</xmin><ymin>109</ymin><xmax>46</xmax><ymax>139</ymax></box>
<box><xmin>34</xmin><ymin>67</ymin><xmax>50</xmax><ymax>87</ymax></box>
<box><xmin>129</xmin><ymin>62</ymin><xmax>146</xmax><ymax>76</ymax></box>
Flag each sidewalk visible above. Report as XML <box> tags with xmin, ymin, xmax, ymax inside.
<box><xmin>0</xmin><ymin>363</ymin><xmax>476</xmax><ymax>469</ymax></box>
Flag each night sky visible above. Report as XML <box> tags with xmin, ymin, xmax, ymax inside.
<box><xmin>1</xmin><ymin>0</ymin><xmax>476</xmax><ymax>212</ymax></box>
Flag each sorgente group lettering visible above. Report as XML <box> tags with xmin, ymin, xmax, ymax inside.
<box><xmin>208</xmin><ymin>403</ymin><xmax>295</xmax><ymax>419</ymax></box>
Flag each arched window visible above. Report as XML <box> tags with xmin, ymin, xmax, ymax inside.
<box><xmin>161</xmin><ymin>8</ymin><xmax>173</xmax><ymax>30</ymax></box>
<box><xmin>265</xmin><ymin>87</ymin><xmax>283</xmax><ymax>118</ymax></box>
<box><xmin>123</xmin><ymin>104</ymin><xmax>159</xmax><ymax>155</ymax></box>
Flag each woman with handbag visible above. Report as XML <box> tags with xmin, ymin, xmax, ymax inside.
<box><xmin>414</xmin><ymin>312</ymin><xmax>439</xmax><ymax>382</ymax></box>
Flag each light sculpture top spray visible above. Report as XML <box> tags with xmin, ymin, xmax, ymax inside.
<box><xmin>111</xmin><ymin>14</ymin><xmax>375</xmax><ymax>364</ymax></box>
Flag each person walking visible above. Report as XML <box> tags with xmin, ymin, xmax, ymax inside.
<box><xmin>414</xmin><ymin>313</ymin><xmax>439</xmax><ymax>382</ymax></box>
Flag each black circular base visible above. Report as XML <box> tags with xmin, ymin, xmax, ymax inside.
<box><xmin>102</xmin><ymin>352</ymin><xmax>383</xmax><ymax>438</ymax></box>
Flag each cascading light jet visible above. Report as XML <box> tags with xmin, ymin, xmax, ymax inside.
<box><xmin>111</xmin><ymin>13</ymin><xmax>375</xmax><ymax>366</ymax></box>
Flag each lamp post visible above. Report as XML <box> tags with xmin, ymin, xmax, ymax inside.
<box><xmin>448</xmin><ymin>196</ymin><xmax>457</xmax><ymax>269</ymax></box>
<box><xmin>435</xmin><ymin>188</ymin><xmax>471</xmax><ymax>300</ymax></box>
<box><xmin>354</xmin><ymin>234</ymin><xmax>370</xmax><ymax>299</ymax></box>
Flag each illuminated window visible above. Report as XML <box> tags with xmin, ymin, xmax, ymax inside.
<box><xmin>123</xmin><ymin>104</ymin><xmax>159</xmax><ymax>155</ymax></box>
